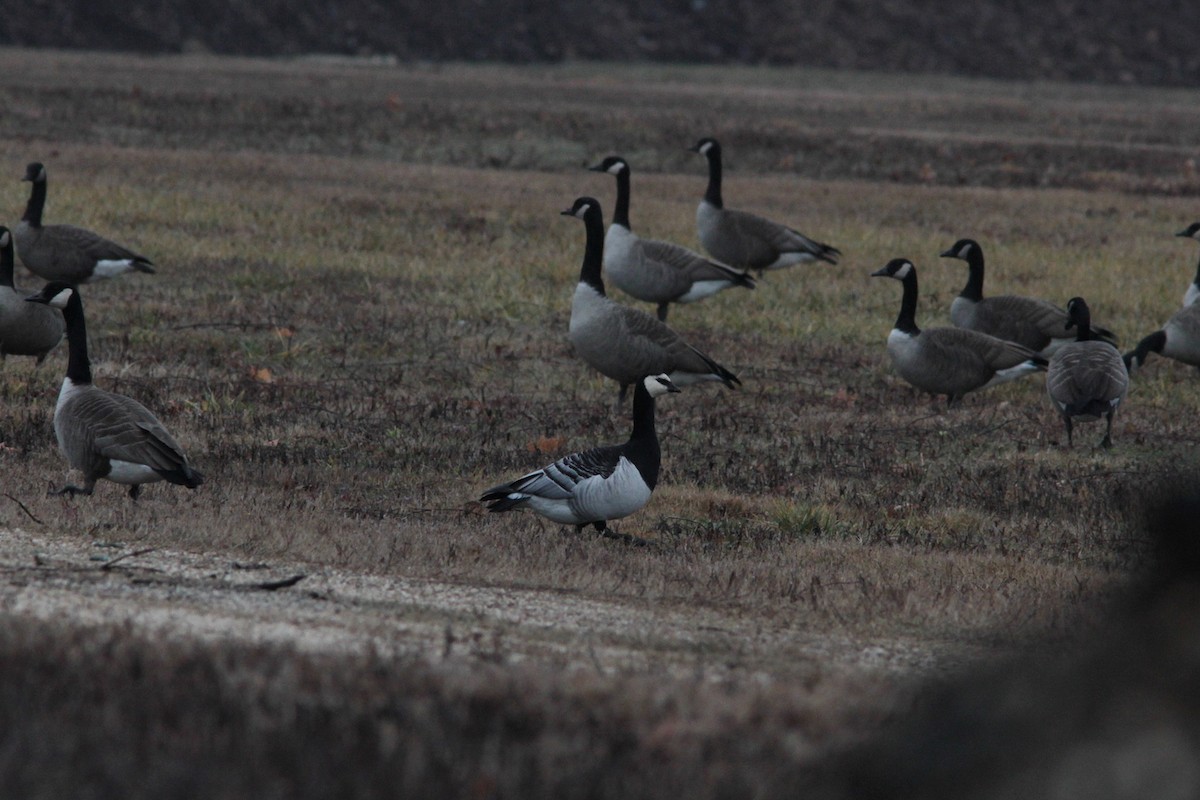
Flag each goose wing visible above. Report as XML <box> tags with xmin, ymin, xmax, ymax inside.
<box><xmin>482</xmin><ymin>444</ymin><xmax>623</xmax><ymax>501</ymax></box>
<box><xmin>64</xmin><ymin>390</ymin><xmax>191</xmax><ymax>473</ymax></box>
<box><xmin>47</xmin><ymin>224</ymin><xmax>153</xmax><ymax>267</ymax></box>
<box><xmin>640</xmin><ymin>238</ymin><xmax>754</xmax><ymax>286</ymax></box>
<box><xmin>1048</xmin><ymin>343</ymin><xmax>1129</xmax><ymax>409</ymax></box>
<box><xmin>615</xmin><ymin>304</ymin><xmax>739</xmax><ymax>385</ymax></box>
<box><xmin>925</xmin><ymin>327</ymin><xmax>1042</xmax><ymax>371</ymax></box>
<box><xmin>975</xmin><ymin>296</ymin><xmax>1119</xmax><ymax>349</ymax></box>
<box><xmin>721</xmin><ymin>208</ymin><xmax>839</xmax><ymax>265</ymax></box>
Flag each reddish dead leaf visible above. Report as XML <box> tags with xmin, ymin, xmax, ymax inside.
<box><xmin>249</xmin><ymin>366</ymin><xmax>274</xmax><ymax>384</ymax></box>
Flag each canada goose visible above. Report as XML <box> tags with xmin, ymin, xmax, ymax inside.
<box><xmin>588</xmin><ymin>155</ymin><xmax>754</xmax><ymax>321</ymax></box>
<box><xmin>563</xmin><ymin>196</ymin><xmax>740</xmax><ymax>404</ymax></box>
<box><xmin>25</xmin><ymin>281</ymin><xmax>203</xmax><ymax>500</ymax></box>
<box><xmin>481</xmin><ymin>373</ymin><xmax>680</xmax><ymax>536</ymax></box>
<box><xmin>939</xmin><ymin>238</ymin><xmax>1117</xmax><ymax>356</ymax></box>
<box><xmin>1046</xmin><ymin>297</ymin><xmax>1129</xmax><ymax>449</ymax></box>
<box><xmin>16</xmin><ymin>162</ymin><xmax>156</xmax><ymax>284</ymax></box>
<box><xmin>689</xmin><ymin>137</ymin><xmax>839</xmax><ymax>274</ymax></box>
<box><xmin>871</xmin><ymin>258</ymin><xmax>1048</xmax><ymax>407</ymax></box>
<box><xmin>1176</xmin><ymin>222</ymin><xmax>1200</xmax><ymax>307</ymax></box>
<box><xmin>1124</xmin><ymin>302</ymin><xmax>1200</xmax><ymax>373</ymax></box>
<box><xmin>0</xmin><ymin>226</ymin><xmax>63</xmax><ymax>363</ymax></box>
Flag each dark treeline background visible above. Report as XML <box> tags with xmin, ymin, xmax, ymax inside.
<box><xmin>2</xmin><ymin>1</ymin><xmax>1198</xmax><ymax>86</ymax></box>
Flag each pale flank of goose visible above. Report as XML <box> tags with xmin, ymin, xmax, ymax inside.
<box><xmin>563</xmin><ymin>196</ymin><xmax>740</xmax><ymax>406</ymax></box>
<box><xmin>1174</xmin><ymin>222</ymin><xmax>1200</xmax><ymax>307</ymax></box>
<box><xmin>1125</xmin><ymin>302</ymin><xmax>1200</xmax><ymax>373</ymax></box>
<box><xmin>15</xmin><ymin>162</ymin><xmax>156</xmax><ymax>285</ymax></box>
<box><xmin>939</xmin><ymin>238</ymin><xmax>1117</xmax><ymax>356</ymax></box>
<box><xmin>689</xmin><ymin>137</ymin><xmax>839</xmax><ymax>274</ymax></box>
<box><xmin>872</xmin><ymin>258</ymin><xmax>1047</xmax><ymax>408</ymax></box>
<box><xmin>1046</xmin><ymin>297</ymin><xmax>1129</xmax><ymax>449</ymax></box>
<box><xmin>0</xmin><ymin>226</ymin><xmax>62</xmax><ymax>363</ymax></box>
<box><xmin>480</xmin><ymin>373</ymin><xmax>680</xmax><ymax>537</ymax></box>
<box><xmin>588</xmin><ymin>155</ymin><xmax>753</xmax><ymax>321</ymax></box>
<box><xmin>25</xmin><ymin>281</ymin><xmax>203</xmax><ymax>500</ymax></box>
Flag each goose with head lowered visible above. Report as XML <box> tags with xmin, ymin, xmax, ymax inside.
<box><xmin>939</xmin><ymin>238</ymin><xmax>1117</xmax><ymax>356</ymax></box>
<box><xmin>1046</xmin><ymin>297</ymin><xmax>1129</xmax><ymax>449</ymax></box>
<box><xmin>563</xmin><ymin>196</ymin><xmax>740</xmax><ymax>405</ymax></box>
<box><xmin>872</xmin><ymin>258</ymin><xmax>1047</xmax><ymax>408</ymax></box>
<box><xmin>588</xmin><ymin>155</ymin><xmax>754</xmax><ymax>321</ymax></box>
<box><xmin>16</xmin><ymin>162</ymin><xmax>156</xmax><ymax>285</ymax></box>
<box><xmin>481</xmin><ymin>373</ymin><xmax>680</xmax><ymax>537</ymax></box>
<box><xmin>689</xmin><ymin>137</ymin><xmax>840</xmax><ymax>274</ymax></box>
<box><xmin>25</xmin><ymin>281</ymin><xmax>203</xmax><ymax>500</ymax></box>
<box><xmin>1175</xmin><ymin>222</ymin><xmax>1200</xmax><ymax>307</ymax></box>
<box><xmin>0</xmin><ymin>226</ymin><xmax>63</xmax><ymax>363</ymax></box>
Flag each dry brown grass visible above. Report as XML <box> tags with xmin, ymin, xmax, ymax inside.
<box><xmin>1</xmin><ymin>48</ymin><xmax>1199</xmax><ymax>796</ymax></box>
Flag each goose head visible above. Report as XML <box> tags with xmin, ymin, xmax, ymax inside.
<box><xmin>0</xmin><ymin>227</ymin><xmax>10</xmax><ymax>249</ymax></box>
<box><xmin>871</xmin><ymin>258</ymin><xmax>916</xmax><ymax>281</ymax></box>
<box><xmin>22</xmin><ymin>162</ymin><xmax>46</xmax><ymax>183</ymax></box>
<box><xmin>939</xmin><ymin>238</ymin><xmax>981</xmax><ymax>261</ymax></box>
<box><xmin>1064</xmin><ymin>296</ymin><xmax>1091</xmax><ymax>332</ymax></box>
<box><xmin>688</xmin><ymin>137</ymin><xmax>721</xmax><ymax>158</ymax></box>
<box><xmin>25</xmin><ymin>280</ymin><xmax>75</xmax><ymax>309</ymax></box>
<box><xmin>588</xmin><ymin>156</ymin><xmax>629</xmax><ymax>176</ymax></box>
<box><xmin>1176</xmin><ymin>222</ymin><xmax>1200</xmax><ymax>240</ymax></box>
<box><xmin>643</xmin><ymin>373</ymin><xmax>681</xmax><ymax>399</ymax></box>
<box><xmin>561</xmin><ymin>196</ymin><xmax>603</xmax><ymax>223</ymax></box>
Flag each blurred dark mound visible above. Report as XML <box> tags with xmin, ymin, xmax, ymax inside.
<box><xmin>2</xmin><ymin>2</ymin><xmax>1199</xmax><ymax>86</ymax></box>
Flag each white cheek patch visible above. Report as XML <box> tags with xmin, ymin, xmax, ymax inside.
<box><xmin>0</xmin><ymin>232</ymin><xmax>9</xmax><ymax>248</ymax></box>
<box><xmin>608</xmin><ymin>163</ymin><xmax>625</xmax><ymax>175</ymax></box>
<box><xmin>958</xmin><ymin>244</ymin><xmax>972</xmax><ymax>258</ymax></box>
<box><xmin>699</xmin><ymin>142</ymin><xmax>713</xmax><ymax>155</ymax></box>
<box><xmin>894</xmin><ymin>263</ymin><xmax>913</xmax><ymax>280</ymax></box>
<box><xmin>575</xmin><ymin>203</ymin><xmax>593</xmax><ymax>219</ymax></box>
<box><xmin>50</xmin><ymin>287</ymin><xmax>74</xmax><ymax>308</ymax></box>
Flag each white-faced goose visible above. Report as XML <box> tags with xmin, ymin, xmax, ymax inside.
<box><xmin>0</xmin><ymin>226</ymin><xmax>62</xmax><ymax>363</ymax></box>
<box><xmin>1175</xmin><ymin>222</ymin><xmax>1200</xmax><ymax>307</ymax></box>
<box><xmin>563</xmin><ymin>196</ymin><xmax>740</xmax><ymax>404</ymax></box>
<box><xmin>16</xmin><ymin>162</ymin><xmax>156</xmax><ymax>284</ymax></box>
<box><xmin>689</xmin><ymin>137</ymin><xmax>839</xmax><ymax>274</ymax></box>
<box><xmin>1046</xmin><ymin>297</ymin><xmax>1129</xmax><ymax>449</ymax></box>
<box><xmin>25</xmin><ymin>281</ymin><xmax>203</xmax><ymax>500</ymax></box>
<box><xmin>480</xmin><ymin>373</ymin><xmax>680</xmax><ymax>536</ymax></box>
<box><xmin>872</xmin><ymin>258</ymin><xmax>1047</xmax><ymax>408</ymax></box>
<box><xmin>588</xmin><ymin>155</ymin><xmax>753</xmax><ymax>321</ymax></box>
<box><xmin>939</xmin><ymin>238</ymin><xmax>1117</xmax><ymax>356</ymax></box>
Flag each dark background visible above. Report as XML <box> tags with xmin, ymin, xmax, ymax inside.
<box><xmin>2</xmin><ymin>1</ymin><xmax>1198</xmax><ymax>86</ymax></box>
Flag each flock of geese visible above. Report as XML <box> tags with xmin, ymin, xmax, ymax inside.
<box><xmin>3</xmin><ymin>143</ymin><xmax>1198</xmax><ymax>536</ymax></box>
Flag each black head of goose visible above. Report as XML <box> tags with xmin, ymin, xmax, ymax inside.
<box><xmin>1047</xmin><ymin>297</ymin><xmax>1129</xmax><ymax>449</ymax></box>
<box><xmin>939</xmin><ymin>237</ymin><xmax>1117</xmax><ymax>356</ymax></box>
<box><xmin>0</xmin><ymin>225</ymin><xmax>63</xmax><ymax>363</ymax></box>
<box><xmin>587</xmin><ymin>155</ymin><xmax>754</xmax><ymax>321</ymax></box>
<box><xmin>1175</xmin><ymin>222</ymin><xmax>1200</xmax><ymax>307</ymax></box>
<box><xmin>687</xmin><ymin>137</ymin><xmax>840</xmax><ymax>274</ymax></box>
<box><xmin>871</xmin><ymin>258</ymin><xmax>1048</xmax><ymax>408</ymax></box>
<box><xmin>480</xmin><ymin>373</ymin><xmax>681</xmax><ymax>538</ymax></box>
<box><xmin>561</xmin><ymin>196</ymin><xmax>740</xmax><ymax>406</ymax></box>
<box><xmin>16</xmin><ymin>161</ymin><xmax>156</xmax><ymax>285</ymax></box>
<box><xmin>25</xmin><ymin>281</ymin><xmax>203</xmax><ymax>500</ymax></box>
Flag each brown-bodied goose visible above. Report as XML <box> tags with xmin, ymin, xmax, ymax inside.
<box><xmin>0</xmin><ymin>226</ymin><xmax>62</xmax><ymax>363</ymax></box>
<box><xmin>481</xmin><ymin>373</ymin><xmax>680</xmax><ymax>536</ymax></box>
<box><xmin>939</xmin><ymin>238</ymin><xmax>1117</xmax><ymax>355</ymax></box>
<box><xmin>25</xmin><ymin>281</ymin><xmax>203</xmax><ymax>499</ymax></box>
<box><xmin>564</xmin><ymin>196</ymin><xmax>740</xmax><ymax>404</ymax></box>
<box><xmin>588</xmin><ymin>155</ymin><xmax>754</xmax><ymax>321</ymax></box>
<box><xmin>1175</xmin><ymin>222</ymin><xmax>1200</xmax><ymax>307</ymax></box>
<box><xmin>872</xmin><ymin>258</ymin><xmax>1048</xmax><ymax>408</ymax></box>
<box><xmin>689</xmin><ymin>137</ymin><xmax>839</xmax><ymax>274</ymax></box>
<box><xmin>1046</xmin><ymin>297</ymin><xmax>1129</xmax><ymax>449</ymax></box>
<box><xmin>16</xmin><ymin>162</ymin><xmax>156</xmax><ymax>284</ymax></box>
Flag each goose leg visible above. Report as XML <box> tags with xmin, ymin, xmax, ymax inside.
<box><xmin>1101</xmin><ymin>410</ymin><xmax>1114</xmax><ymax>449</ymax></box>
<box><xmin>615</xmin><ymin>383</ymin><xmax>630</xmax><ymax>412</ymax></box>
<box><xmin>129</xmin><ymin>484</ymin><xmax>143</xmax><ymax>501</ymax></box>
<box><xmin>656</xmin><ymin>302</ymin><xmax>670</xmax><ymax>322</ymax></box>
<box><xmin>1063</xmin><ymin>416</ymin><xmax>1074</xmax><ymax>448</ymax></box>
<box><xmin>50</xmin><ymin>482</ymin><xmax>94</xmax><ymax>498</ymax></box>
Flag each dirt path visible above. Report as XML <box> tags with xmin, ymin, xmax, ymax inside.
<box><xmin>0</xmin><ymin>527</ymin><xmax>960</xmax><ymax>682</ymax></box>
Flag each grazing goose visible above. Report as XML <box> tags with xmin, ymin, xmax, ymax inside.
<box><xmin>16</xmin><ymin>162</ymin><xmax>156</xmax><ymax>284</ymax></box>
<box><xmin>481</xmin><ymin>373</ymin><xmax>680</xmax><ymax>536</ymax></box>
<box><xmin>1124</xmin><ymin>302</ymin><xmax>1200</xmax><ymax>373</ymax></box>
<box><xmin>1176</xmin><ymin>222</ymin><xmax>1200</xmax><ymax>307</ymax></box>
<box><xmin>872</xmin><ymin>258</ymin><xmax>1048</xmax><ymax>407</ymax></box>
<box><xmin>0</xmin><ymin>226</ymin><xmax>63</xmax><ymax>363</ymax></box>
<box><xmin>563</xmin><ymin>196</ymin><xmax>740</xmax><ymax>404</ymax></box>
<box><xmin>588</xmin><ymin>155</ymin><xmax>754</xmax><ymax>321</ymax></box>
<box><xmin>1046</xmin><ymin>297</ymin><xmax>1129</xmax><ymax>449</ymax></box>
<box><xmin>689</xmin><ymin>137</ymin><xmax>839</xmax><ymax>274</ymax></box>
<box><xmin>25</xmin><ymin>281</ymin><xmax>203</xmax><ymax>500</ymax></box>
<box><xmin>940</xmin><ymin>238</ymin><xmax>1117</xmax><ymax>355</ymax></box>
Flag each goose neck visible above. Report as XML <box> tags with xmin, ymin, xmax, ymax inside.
<box><xmin>627</xmin><ymin>381</ymin><xmax>662</xmax><ymax>489</ymax></box>
<box><xmin>22</xmin><ymin>179</ymin><xmax>45</xmax><ymax>227</ymax></box>
<box><xmin>0</xmin><ymin>242</ymin><xmax>13</xmax><ymax>288</ymax></box>
<box><xmin>703</xmin><ymin>150</ymin><xmax>723</xmax><ymax>208</ymax></box>
<box><xmin>61</xmin><ymin>291</ymin><xmax>92</xmax><ymax>385</ymax></box>
<box><xmin>612</xmin><ymin>170</ymin><xmax>632</xmax><ymax>229</ymax></box>
<box><xmin>578</xmin><ymin>209</ymin><xmax>606</xmax><ymax>294</ymax></box>
<box><xmin>894</xmin><ymin>271</ymin><xmax>921</xmax><ymax>334</ymax></box>
<box><xmin>960</xmin><ymin>251</ymin><xmax>985</xmax><ymax>301</ymax></box>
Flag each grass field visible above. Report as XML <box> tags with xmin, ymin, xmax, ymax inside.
<box><xmin>1</xmin><ymin>48</ymin><xmax>1200</xmax><ymax>797</ymax></box>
